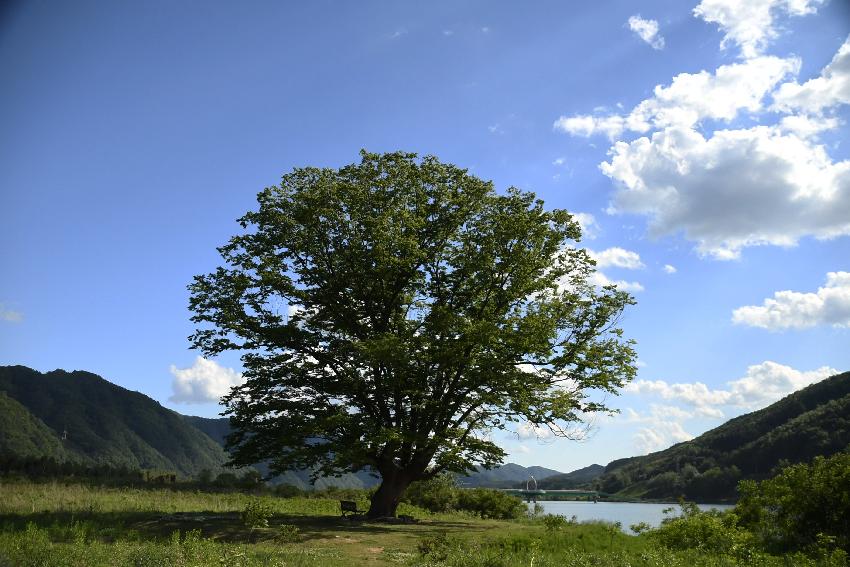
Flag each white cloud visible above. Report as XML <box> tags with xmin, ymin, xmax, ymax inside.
<box><xmin>600</xmin><ymin>124</ymin><xmax>850</xmax><ymax>259</ymax></box>
<box><xmin>732</xmin><ymin>272</ymin><xmax>850</xmax><ymax>330</ymax></box>
<box><xmin>287</xmin><ymin>303</ymin><xmax>303</xmax><ymax>319</ymax></box>
<box><xmin>588</xmin><ymin>271</ymin><xmax>644</xmax><ymax>293</ymax></box>
<box><xmin>778</xmin><ymin>114</ymin><xmax>840</xmax><ymax>138</ymax></box>
<box><xmin>488</xmin><ymin>123</ymin><xmax>504</xmax><ymax>135</ymax></box>
<box><xmin>663</xmin><ymin>264</ymin><xmax>677</xmax><ymax>274</ymax></box>
<box><xmin>584</xmin><ymin>247</ymin><xmax>645</xmax><ymax>292</ymax></box>
<box><xmin>631</xmin><ymin>56</ymin><xmax>798</xmax><ymax>129</ymax></box>
<box><xmin>628</xmin><ymin>15</ymin><xmax>665</xmax><ymax>50</ymax></box>
<box><xmin>553</xmin><ymin>114</ymin><xmax>628</xmax><ymax>140</ymax></box>
<box><xmin>442</xmin><ymin>30</ymin><xmax>454</xmax><ymax>36</ymax></box>
<box><xmin>627</xmin><ymin>361</ymin><xmax>838</xmax><ymax>416</ymax></box>
<box><xmin>634</xmin><ymin>420</ymin><xmax>693</xmax><ymax>454</ymax></box>
<box><xmin>513</xmin><ymin>444</ymin><xmax>532</xmax><ymax>454</ymax></box>
<box><xmin>649</xmin><ymin>404</ymin><xmax>693</xmax><ymax>420</ymax></box>
<box><xmin>773</xmin><ymin>37</ymin><xmax>850</xmax><ymax>114</ymax></box>
<box><xmin>571</xmin><ymin>212</ymin><xmax>599</xmax><ymax>240</ymax></box>
<box><xmin>627</xmin><ymin>379</ymin><xmax>732</xmax><ymax>407</ymax></box>
<box><xmin>389</xmin><ymin>29</ymin><xmax>407</xmax><ymax>39</ymax></box>
<box><xmin>694</xmin><ymin>0</ymin><xmax>824</xmax><ymax>59</ymax></box>
<box><xmin>169</xmin><ymin>356</ymin><xmax>245</xmax><ymax>404</ymax></box>
<box><xmin>555</xmin><ymin>15</ymin><xmax>849</xmax><ymax>261</ymax></box>
<box><xmin>553</xmin><ymin>157</ymin><xmax>566</xmax><ymax>166</ymax></box>
<box><xmin>516</xmin><ymin>422</ymin><xmax>554</xmax><ymax>440</ymax></box>
<box><xmin>0</xmin><ymin>304</ymin><xmax>23</xmax><ymax>323</ymax></box>
<box><xmin>725</xmin><ymin>361</ymin><xmax>837</xmax><ymax>408</ymax></box>
<box><xmin>555</xmin><ymin>245</ymin><xmax>642</xmax><ymax>294</ymax></box>
<box><xmin>590</xmin><ymin>247</ymin><xmax>645</xmax><ymax>270</ymax></box>
<box><xmin>555</xmin><ymin>56</ymin><xmax>798</xmax><ymax>139</ymax></box>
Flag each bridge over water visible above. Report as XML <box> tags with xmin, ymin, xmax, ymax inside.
<box><xmin>501</xmin><ymin>488</ymin><xmax>602</xmax><ymax>501</ymax></box>
<box><xmin>497</xmin><ymin>476</ymin><xmax>603</xmax><ymax>502</ymax></box>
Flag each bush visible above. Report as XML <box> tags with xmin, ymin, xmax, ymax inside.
<box><xmin>272</xmin><ymin>483</ymin><xmax>304</xmax><ymax>498</ymax></box>
<box><xmin>650</xmin><ymin>501</ymin><xmax>753</xmax><ymax>558</ymax></box>
<box><xmin>735</xmin><ymin>451</ymin><xmax>850</xmax><ymax>555</ymax></box>
<box><xmin>240</xmin><ymin>498</ymin><xmax>274</xmax><ymax>529</ymax></box>
<box><xmin>417</xmin><ymin>530</ymin><xmax>453</xmax><ymax>561</ymax></box>
<box><xmin>542</xmin><ymin>514</ymin><xmax>568</xmax><ymax>532</ymax></box>
<box><xmin>402</xmin><ymin>475</ymin><xmax>524</xmax><ymax>519</ymax></box>
<box><xmin>456</xmin><ymin>488</ymin><xmax>526</xmax><ymax>519</ymax></box>
<box><xmin>403</xmin><ymin>473</ymin><xmax>458</xmax><ymax>513</ymax></box>
<box><xmin>275</xmin><ymin>524</ymin><xmax>300</xmax><ymax>543</ymax></box>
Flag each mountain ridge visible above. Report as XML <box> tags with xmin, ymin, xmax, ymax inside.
<box><xmin>0</xmin><ymin>365</ymin><xmax>232</xmax><ymax>477</ymax></box>
<box><xmin>596</xmin><ymin>370</ymin><xmax>850</xmax><ymax>501</ymax></box>
<box><xmin>0</xmin><ymin>365</ymin><xmax>566</xmax><ymax>488</ymax></box>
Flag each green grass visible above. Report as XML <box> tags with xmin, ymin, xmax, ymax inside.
<box><xmin>0</xmin><ymin>480</ymin><xmax>843</xmax><ymax>566</ymax></box>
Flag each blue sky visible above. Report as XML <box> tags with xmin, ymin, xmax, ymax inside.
<box><xmin>2</xmin><ymin>0</ymin><xmax>849</xmax><ymax>474</ymax></box>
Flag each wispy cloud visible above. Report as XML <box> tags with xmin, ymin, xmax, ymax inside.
<box><xmin>694</xmin><ymin>0</ymin><xmax>824</xmax><ymax>59</ymax></box>
<box><xmin>572</xmin><ymin>212</ymin><xmax>599</xmax><ymax>240</ymax></box>
<box><xmin>628</xmin><ymin>15</ymin><xmax>665</xmax><ymax>50</ymax></box>
<box><xmin>626</xmin><ymin>361</ymin><xmax>838</xmax><ymax>417</ymax></box>
<box><xmin>0</xmin><ymin>304</ymin><xmax>23</xmax><ymax>323</ymax></box>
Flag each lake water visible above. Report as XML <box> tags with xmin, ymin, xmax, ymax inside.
<box><xmin>530</xmin><ymin>500</ymin><xmax>733</xmax><ymax>532</ymax></box>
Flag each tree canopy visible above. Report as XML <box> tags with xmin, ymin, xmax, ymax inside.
<box><xmin>188</xmin><ymin>151</ymin><xmax>636</xmax><ymax>517</ymax></box>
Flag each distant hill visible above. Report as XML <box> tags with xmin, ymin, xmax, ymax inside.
<box><xmin>183</xmin><ymin>415</ymin><xmax>561</xmax><ymax>490</ymax></box>
<box><xmin>183</xmin><ymin>414</ymin><xmax>376</xmax><ymax>490</ymax></box>
<box><xmin>535</xmin><ymin>463</ymin><xmax>605</xmax><ymax>490</ymax></box>
<box><xmin>0</xmin><ymin>366</ymin><xmax>231</xmax><ymax>477</ymax></box>
<box><xmin>0</xmin><ymin>365</ymin><xmax>566</xmax><ymax>490</ymax></box>
<box><xmin>458</xmin><ymin>463</ymin><xmax>563</xmax><ymax>488</ymax></box>
<box><xmin>597</xmin><ymin>370</ymin><xmax>850</xmax><ymax>502</ymax></box>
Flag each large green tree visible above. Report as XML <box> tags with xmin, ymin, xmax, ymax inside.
<box><xmin>189</xmin><ymin>151</ymin><xmax>636</xmax><ymax>517</ymax></box>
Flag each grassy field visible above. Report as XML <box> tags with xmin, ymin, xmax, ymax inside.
<box><xmin>0</xmin><ymin>480</ymin><xmax>841</xmax><ymax>566</ymax></box>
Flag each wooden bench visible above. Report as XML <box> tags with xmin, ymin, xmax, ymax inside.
<box><xmin>340</xmin><ymin>500</ymin><xmax>365</xmax><ymax>518</ymax></box>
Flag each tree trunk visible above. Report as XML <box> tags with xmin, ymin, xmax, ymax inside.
<box><xmin>367</xmin><ymin>474</ymin><xmax>411</xmax><ymax>518</ymax></box>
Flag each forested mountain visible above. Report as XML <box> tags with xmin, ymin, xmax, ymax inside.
<box><xmin>0</xmin><ymin>366</ymin><xmax>232</xmax><ymax>477</ymax></box>
<box><xmin>7</xmin><ymin>364</ymin><xmax>844</xmax><ymax>500</ymax></box>
<box><xmin>0</xmin><ymin>365</ymin><xmax>558</xmax><ymax>489</ymax></box>
<box><xmin>0</xmin><ymin>391</ymin><xmax>69</xmax><ymax>462</ymax></box>
<box><xmin>597</xmin><ymin>370</ymin><xmax>850</xmax><ymax>501</ymax></box>
<box><xmin>534</xmin><ymin>463</ymin><xmax>605</xmax><ymax>489</ymax></box>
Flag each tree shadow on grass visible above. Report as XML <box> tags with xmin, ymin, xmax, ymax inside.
<box><xmin>0</xmin><ymin>511</ymin><xmax>480</xmax><ymax>544</ymax></box>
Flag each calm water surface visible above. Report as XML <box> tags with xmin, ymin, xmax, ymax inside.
<box><xmin>531</xmin><ymin>501</ymin><xmax>733</xmax><ymax>532</ymax></box>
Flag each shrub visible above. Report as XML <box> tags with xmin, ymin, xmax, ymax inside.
<box><xmin>273</xmin><ymin>483</ymin><xmax>304</xmax><ymax>498</ymax></box>
<box><xmin>629</xmin><ymin>521</ymin><xmax>652</xmax><ymax>535</ymax></box>
<box><xmin>456</xmin><ymin>488</ymin><xmax>526</xmax><ymax>519</ymax></box>
<box><xmin>542</xmin><ymin>514</ymin><xmax>568</xmax><ymax>532</ymax></box>
<box><xmin>735</xmin><ymin>451</ymin><xmax>850</xmax><ymax>555</ymax></box>
<box><xmin>650</xmin><ymin>501</ymin><xmax>752</xmax><ymax>557</ymax></box>
<box><xmin>417</xmin><ymin>530</ymin><xmax>453</xmax><ymax>561</ymax></box>
<box><xmin>403</xmin><ymin>473</ymin><xmax>458</xmax><ymax>512</ymax></box>
<box><xmin>240</xmin><ymin>498</ymin><xmax>274</xmax><ymax>529</ymax></box>
<box><xmin>403</xmin><ymin>475</ymin><xmax>524</xmax><ymax>519</ymax></box>
<box><xmin>276</xmin><ymin>524</ymin><xmax>300</xmax><ymax>543</ymax></box>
